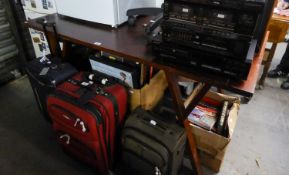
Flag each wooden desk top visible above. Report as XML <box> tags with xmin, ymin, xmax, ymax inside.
<box><xmin>27</xmin><ymin>14</ymin><xmax>268</xmax><ymax>98</ymax></box>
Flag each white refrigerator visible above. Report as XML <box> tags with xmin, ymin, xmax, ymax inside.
<box><xmin>156</xmin><ymin>0</ymin><xmax>164</xmax><ymax>7</ymax></box>
<box><xmin>22</xmin><ymin>0</ymin><xmax>57</xmax><ymax>58</ymax></box>
<box><xmin>55</xmin><ymin>0</ymin><xmax>162</xmax><ymax>27</ymax></box>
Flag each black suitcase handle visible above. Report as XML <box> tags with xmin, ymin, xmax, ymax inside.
<box><xmin>69</xmin><ymin>73</ymin><xmax>121</xmax><ymax>121</ymax></box>
<box><xmin>36</xmin><ymin>18</ymin><xmax>62</xmax><ymax>58</ymax></box>
<box><xmin>139</xmin><ymin>112</ymin><xmax>174</xmax><ymax>136</ymax></box>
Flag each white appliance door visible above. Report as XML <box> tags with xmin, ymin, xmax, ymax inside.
<box><xmin>25</xmin><ymin>0</ymin><xmax>57</xmax><ymax>14</ymax></box>
<box><xmin>37</xmin><ymin>0</ymin><xmax>57</xmax><ymax>14</ymax></box>
<box><xmin>156</xmin><ymin>0</ymin><xmax>164</xmax><ymax>7</ymax></box>
<box><xmin>22</xmin><ymin>0</ymin><xmax>32</xmax><ymax>10</ymax></box>
<box><xmin>24</xmin><ymin>9</ymin><xmax>46</xmax><ymax>20</ymax></box>
<box><xmin>55</xmin><ymin>0</ymin><xmax>117</xmax><ymax>26</ymax></box>
<box><xmin>116</xmin><ymin>0</ymin><xmax>157</xmax><ymax>25</ymax></box>
<box><xmin>24</xmin><ymin>10</ymin><xmax>51</xmax><ymax>58</ymax></box>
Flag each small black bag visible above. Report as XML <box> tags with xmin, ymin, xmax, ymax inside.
<box><xmin>26</xmin><ymin>19</ymin><xmax>77</xmax><ymax>122</ymax></box>
<box><xmin>26</xmin><ymin>58</ymin><xmax>77</xmax><ymax>122</ymax></box>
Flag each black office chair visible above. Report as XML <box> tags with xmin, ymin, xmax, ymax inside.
<box><xmin>126</xmin><ymin>6</ymin><xmax>163</xmax><ymax>26</ymax></box>
<box><xmin>126</xmin><ymin>4</ymin><xmax>164</xmax><ymax>42</ymax></box>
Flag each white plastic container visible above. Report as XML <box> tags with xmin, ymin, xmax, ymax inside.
<box><xmin>55</xmin><ymin>0</ymin><xmax>159</xmax><ymax>27</ymax></box>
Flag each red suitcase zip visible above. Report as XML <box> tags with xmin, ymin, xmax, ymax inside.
<box><xmin>55</xmin><ymin>128</ymin><xmax>108</xmax><ymax>175</ymax></box>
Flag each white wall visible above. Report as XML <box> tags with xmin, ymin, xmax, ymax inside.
<box><xmin>156</xmin><ymin>0</ymin><xmax>164</xmax><ymax>7</ymax></box>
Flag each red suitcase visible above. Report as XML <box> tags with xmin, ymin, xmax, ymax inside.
<box><xmin>47</xmin><ymin>72</ymin><xmax>128</xmax><ymax>174</ymax></box>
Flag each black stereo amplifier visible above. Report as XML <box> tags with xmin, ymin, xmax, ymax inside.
<box><xmin>162</xmin><ymin>19</ymin><xmax>253</xmax><ymax>61</ymax></box>
<box><xmin>170</xmin><ymin>0</ymin><xmax>265</xmax><ymax>10</ymax></box>
<box><xmin>163</xmin><ymin>0</ymin><xmax>274</xmax><ymax>52</ymax></box>
<box><xmin>163</xmin><ymin>0</ymin><xmax>265</xmax><ymax>37</ymax></box>
<box><xmin>152</xmin><ymin>35</ymin><xmax>257</xmax><ymax>80</ymax></box>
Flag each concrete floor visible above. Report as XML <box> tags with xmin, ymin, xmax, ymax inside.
<box><xmin>204</xmin><ymin>42</ymin><xmax>289</xmax><ymax>175</ymax></box>
<box><xmin>0</xmin><ymin>43</ymin><xmax>289</xmax><ymax>175</ymax></box>
<box><xmin>0</xmin><ymin>76</ymin><xmax>97</xmax><ymax>175</ymax></box>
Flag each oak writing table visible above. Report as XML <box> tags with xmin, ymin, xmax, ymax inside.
<box><xmin>258</xmin><ymin>13</ymin><xmax>289</xmax><ymax>88</ymax></box>
<box><xmin>27</xmin><ymin>14</ymin><xmax>268</xmax><ymax>175</ymax></box>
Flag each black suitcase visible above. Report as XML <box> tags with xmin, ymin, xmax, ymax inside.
<box><xmin>122</xmin><ymin>107</ymin><xmax>186</xmax><ymax>175</ymax></box>
<box><xmin>26</xmin><ymin>18</ymin><xmax>77</xmax><ymax>122</ymax></box>
<box><xmin>26</xmin><ymin>58</ymin><xmax>77</xmax><ymax>122</ymax></box>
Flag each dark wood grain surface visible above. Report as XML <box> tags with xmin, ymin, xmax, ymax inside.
<box><xmin>27</xmin><ymin>14</ymin><xmax>268</xmax><ymax>97</ymax></box>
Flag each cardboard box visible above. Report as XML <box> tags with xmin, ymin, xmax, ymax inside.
<box><xmin>129</xmin><ymin>70</ymin><xmax>168</xmax><ymax>111</ymax></box>
<box><xmin>188</xmin><ymin>91</ymin><xmax>240</xmax><ymax>172</ymax></box>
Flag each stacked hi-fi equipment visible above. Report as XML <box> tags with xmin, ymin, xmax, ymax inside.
<box><xmin>152</xmin><ymin>0</ymin><xmax>275</xmax><ymax>80</ymax></box>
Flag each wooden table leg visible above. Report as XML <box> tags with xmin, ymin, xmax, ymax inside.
<box><xmin>184</xmin><ymin>83</ymin><xmax>212</xmax><ymax>117</ymax></box>
<box><xmin>46</xmin><ymin>31</ymin><xmax>72</xmax><ymax>61</ymax></box>
<box><xmin>45</xmin><ymin>31</ymin><xmax>59</xmax><ymax>58</ymax></box>
<box><xmin>258</xmin><ymin>43</ymin><xmax>278</xmax><ymax>88</ymax></box>
<box><xmin>62</xmin><ymin>41</ymin><xmax>72</xmax><ymax>59</ymax></box>
<box><xmin>165</xmin><ymin>71</ymin><xmax>211</xmax><ymax>175</ymax></box>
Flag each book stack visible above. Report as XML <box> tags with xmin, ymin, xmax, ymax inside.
<box><xmin>188</xmin><ymin>97</ymin><xmax>229</xmax><ymax>137</ymax></box>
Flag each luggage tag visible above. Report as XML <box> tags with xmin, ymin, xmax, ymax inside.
<box><xmin>39</xmin><ymin>67</ymin><xmax>50</xmax><ymax>76</ymax></box>
<box><xmin>39</xmin><ymin>46</ymin><xmax>51</xmax><ymax>65</ymax></box>
<box><xmin>150</xmin><ymin>120</ymin><xmax>157</xmax><ymax>126</ymax></box>
<box><xmin>155</xmin><ymin>166</ymin><xmax>162</xmax><ymax>175</ymax></box>
<box><xmin>81</xmin><ymin>82</ymin><xmax>93</xmax><ymax>87</ymax></box>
